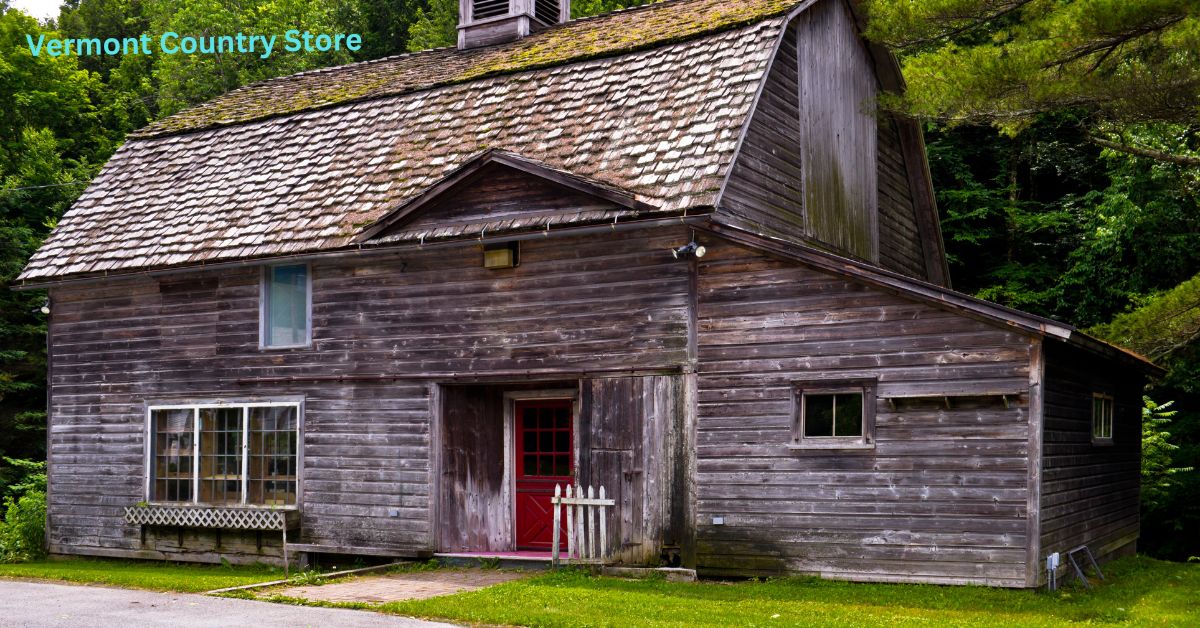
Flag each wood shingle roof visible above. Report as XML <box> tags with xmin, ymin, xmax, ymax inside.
<box><xmin>19</xmin><ymin>0</ymin><xmax>803</xmax><ymax>283</ymax></box>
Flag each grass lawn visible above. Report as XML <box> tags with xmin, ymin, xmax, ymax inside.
<box><xmin>0</xmin><ymin>557</ymin><xmax>284</xmax><ymax>593</ymax></box>
<box><xmin>266</xmin><ymin>556</ymin><xmax>1198</xmax><ymax>627</ymax></box>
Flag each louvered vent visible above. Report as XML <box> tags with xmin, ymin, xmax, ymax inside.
<box><xmin>533</xmin><ymin>0</ymin><xmax>560</xmax><ymax>25</ymax></box>
<box><xmin>473</xmin><ymin>0</ymin><xmax>510</xmax><ymax>20</ymax></box>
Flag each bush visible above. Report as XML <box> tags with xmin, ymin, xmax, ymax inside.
<box><xmin>0</xmin><ymin>489</ymin><xmax>46</xmax><ymax>563</ymax></box>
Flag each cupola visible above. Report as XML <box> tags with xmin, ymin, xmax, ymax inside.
<box><xmin>458</xmin><ymin>0</ymin><xmax>571</xmax><ymax>49</ymax></box>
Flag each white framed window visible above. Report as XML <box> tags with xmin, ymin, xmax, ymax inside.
<box><xmin>791</xmin><ymin>378</ymin><xmax>877</xmax><ymax>450</ymax></box>
<box><xmin>147</xmin><ymin>401</ymin><xmax>301</xmax><ymax>507</ymax></box>
<box><xmin>1092</xmin><ymin>393</ymin><xmax>1114</xmax><ymax>444</ymax></box>
<box><xmin>261</xmin><ymin>264</ymin><xmax>311</xmax><ymax>348</ymax></box>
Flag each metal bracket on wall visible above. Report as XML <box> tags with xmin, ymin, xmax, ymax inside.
<box><xmin>1067</xmin><ymin>545</ymin><xmax>1105</xmax><ymax>589</ymax></box>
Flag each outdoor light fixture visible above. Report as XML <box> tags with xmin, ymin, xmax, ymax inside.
<box><xmin>672</xmin><ymin>241</ymin><xmax>707</xmax><ymax>260</ymax></box>
<box><xmin>483</xmin><ymin>241</ymin><xmax>520</xmax><ymax>269</ymax></box>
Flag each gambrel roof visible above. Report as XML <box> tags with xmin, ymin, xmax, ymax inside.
<box><xmin>19</xmin><ymin>0</ymin><xmax>806</xmax><ymax>283</ymax></box>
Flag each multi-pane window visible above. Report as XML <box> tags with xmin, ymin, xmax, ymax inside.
<box><xmin>152</xmin><ymin>409</ymin><xmax>195</xmax><ymax>502</ymax></box>
<box><xmin>199</xmin><ymin>408</ymin><xmax>243</xmax><ymax>505</ymax></box>
<box><xmin>262</xmin><ymin>264</ymin><xmax>310</xmax><ymax>348</ymax></box>
<box><xmin>149</xmin><ymin>403</ymin><xmax>300</xmax><ymax>506</ymax></box>
<box><xmin>248</xmin><ymin>406</ymin><xmax>300</xmax><ymax>506</ymax></box>
<box><xmin>518</xmin><ymin>402</ymin><xmax>573</xmax><ymax>478</ymax></box>
<box><xmin>792</xmin><ymin>379</ymin><xmax>876</xmax><ymax>449</ymax></box>
<box><xmin>1092</xmin><ymin>393</ymin><xmax>1114</xmax><ymax>443</ymax></box>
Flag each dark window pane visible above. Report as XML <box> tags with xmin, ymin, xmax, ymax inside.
<box><xmin>555</xmin><ymin>408</ymin><xmax>570</xmax><ymax>428</ymax></box>
<box><xmin>152</xmin><ymin>409</ymin><xmax>195</xmax><ymax>503</ymax></box>
<box><xmin>524</xmin><ymin>455</ymin><xmax>537</xmax><ymax>476</ymax></box>
<box><xmin>539</xmin><ymin>408</ymin><xmax>553</xmax><ymax>429</ymax></box>
<box><xmin>539</xmin><ymin>431</ymin><xmax>553</xmax><ymax>452</ymax></box>
<box><xmin>554</xmin><ymin>431</ymin><xmax>569</xmax><ymax>453</ymax></box>
<box><xmin>523</xmin><ymin>431</ymin><xmax>537</xmax><ymax>452</ymax></box>
<box><xmin>835</xmin><ymin>394</ymin><xmax>864</xmax><ymax>437</ymax></box>
<box><xmin>554</xmin><ymin>455</ymin><xmax>571</xmax><ymax>477</ymax></box>
<box><xmin>538</xmin><ymin>456</ymin><xmax>554</xmax><ymax>476</ymax></box>
<box><xmin>248</xmin><ymin>406</ymin><xmax>299</xmax><ymax>506</ymax></box>
<box><xmin>804</xmin><ymin>394</ymin><xmax>835</xmax><ymax>437</ymax></box>
<box><xmin>523</xmin><ymin>408</ymin><xmax>537</xmax><ymax>429</ymax></box>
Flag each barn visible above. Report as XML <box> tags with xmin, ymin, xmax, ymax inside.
<box><xmin>17</xmin><ymin>0</ymin><xmax>1158</xmax><ymax>587</ymax></box>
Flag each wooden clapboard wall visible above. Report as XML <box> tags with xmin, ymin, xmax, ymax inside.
<box><xmin>720</xmin><ymin>3</ymin><xmax>927</xmax><ymax>280</ymax></box>
<box><xmin>693</xmin><ymin>239</ymin><xmax>1038</xmax><ymax>586</ymax></box>
<box><xmin>578</xmin><ymin>375</ymin><xmax>685</xmax><ymax>564</ymax></box>
<box><xmin>1039</xmin><ymin>342</ymin><xmax>1144</xmax><ymax>576</ymax></box>
<box><xmin>45</xmin><ymin>225</ymin><xmax>693</xmax><ymax>563</ymax></box>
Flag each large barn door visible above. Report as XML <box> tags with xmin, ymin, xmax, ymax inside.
<box><xmin>579</xmin><ymin>376</ymin><xmax>681</xmax><ymax>564</ymax></box>
<box><xmin>438</xmin><ymin>386</ymin><xmax>509</xmax><ymax>552</ymax></box>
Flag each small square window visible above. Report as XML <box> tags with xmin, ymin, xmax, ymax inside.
<box><xmin>262</xmin><ymin>264</ymin><xmax>311</xmax><ymax>348</ymax></box>
<box><xmin>792</xmin><ymin>379</ymin><xmax>876</xmax><ymax>450</ymax></box>
<box><xmin>1092</xmin><ymin>393</ymin><xmax>1114</xmax><ymax>444</ymax></box>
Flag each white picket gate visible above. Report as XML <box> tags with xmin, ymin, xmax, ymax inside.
<box><xmin>551</xmin><ymin>484</ymin><xmax>616</xmax><ymax>567</ymax></box>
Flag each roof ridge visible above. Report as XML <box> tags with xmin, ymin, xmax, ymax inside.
<box><xmin>187</xmin><ymin>2</ymin><xmax>684</xmax><ymax>94</ymax></box>
<box><xmin>131</xmin><ymin>0</ymin><xmax>801</xmax><ymax>140</ymax></box>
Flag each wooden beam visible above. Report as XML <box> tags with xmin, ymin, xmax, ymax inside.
<box><xmin>235</xmin><ymin>365</ymin><xmax>686</xmax><ymax>386</ymax></box>
<box><xmin>1025</xmin><ymin>339</ymin><xmax>1045</xmax><ymax>588</ymax></box>
<box><xmin>894</xmin><ymin>116</ymin><xmax>952</xmax><ymax>287</ymax></box>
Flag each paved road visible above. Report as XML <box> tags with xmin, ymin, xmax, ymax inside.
<box><xmin>0</xmin><ymin>580</ymin><xmax>456</xmax><ymax>627</ymax></box>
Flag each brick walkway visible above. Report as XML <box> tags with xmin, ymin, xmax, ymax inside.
<box><xmin>273</xmin><ymin>569</ymin><xmax>528</xmax><ymax>604</ymax></box>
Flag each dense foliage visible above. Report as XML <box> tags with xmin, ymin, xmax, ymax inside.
<box><xmin>0</xmin><ymin>457</ymin><xmax>45</xmax><ymax>562</ymax></box>
<box><xmin>0</xmin><ymin>0</ymin><xmax>1195</xmax><ymax>560</ymax></box>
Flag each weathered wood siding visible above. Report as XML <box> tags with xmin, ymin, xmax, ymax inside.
<box><xmin>721</xmin><ymin>3</ymin><xmax>927</xmax><ymax>278</ymax></box>
<box><xmin>389</xmin><ymin>162</ymin><xmax>622</xmax><ymax>234</ymax></box>
<box><xmin>46</xmin><ymin>226</ymin><xmax>693</xmax><ymax>563</ymax></box>
<box><xmin>877</xmin><ymin>116</ymin><xmax>927</xmax><ymax>280</ymax></box>
<box><xmin>579</xmin><ymin>375</ymin><xmax>684</xmax><ymax>564</ymax></box>
<box><xmin>693</xmin><ymin>239</ymin><xmax>1037</xmax><ymax>586</ymax></box>
<box><xmin>721</xmin><ymin>22</ymin><xmax>806</xmax><ymax>238</ymax></box>
<box><xmin>1039</xmin><ymin>342</ymin><xmax>1143</xmax><ymax>577</ymax></box>
<box><xmin>438</xmin><ymin>385</ymin><xmax>509</xmax><ymax>552</ymax></box>
<box><xmin>797</xmin><ymin>0</ymin><xmax>878</xmax><ymax>262</ymax></box>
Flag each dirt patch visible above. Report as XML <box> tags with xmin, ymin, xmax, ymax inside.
<box><xmin>270</xmin><ymin>569</ymin><xmax>528</xmax><ymax>604</ymax></box>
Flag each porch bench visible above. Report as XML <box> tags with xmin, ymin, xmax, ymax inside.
<box><xmin>124</xmin><ymin>504</ymin><xmax>300</xmax><ymax>572</ymax></box>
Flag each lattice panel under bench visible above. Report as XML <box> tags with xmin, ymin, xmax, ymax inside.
<box><xmin>124</xmin><ymin>504</ymin><xmax>299</xmax><ymax>530</ymax></box>
<box><xmin>125</xmin><ymin>504</ymin><xmax>301</xmax><ymax>573</ymax></box>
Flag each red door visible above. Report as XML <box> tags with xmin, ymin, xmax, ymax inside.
<box><xmin>514</xmin><ymin>399</ymin><xmax>574</xmax><ymax>551</ymax></box>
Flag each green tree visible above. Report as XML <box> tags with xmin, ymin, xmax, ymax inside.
<box><xmin>1142</xmin><ymin>398</ymin><xmax>1193</xmax><ymax>512</ymax></box>
<box><xmin>0</xmin><ymin>8</ymin><xmax>109</xmax><ymax>499</ymax></box>
<box><xmin>350</xmin><ymin>0</ymin><xmax>427</xmax><ymax>58</ymax></box>
<box><xmin>146</xmin><ymin>0</ymin><xmax>358</xmax><ymax>116</ymax></box>
<box><xmin>404</xmin><ymin>0</ymin><xmax>453</xmax><ymax>51</ymax></box>
<box><xmin>863</xmin><ymin>1</ymin><xmax>1200</xmax><ymax>137</ymax></box>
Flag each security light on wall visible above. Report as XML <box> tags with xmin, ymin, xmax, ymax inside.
<box><xmin>483</xmin><ymin>241</ymin><xmax>520</xmax><ymax>269</ymax></box>
<box><xmin>672</xmin><ymin>241</ymin><xmax>707</xmax><ymax>260</ymax></box>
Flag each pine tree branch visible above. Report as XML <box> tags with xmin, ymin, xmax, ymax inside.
<box><xmin>1087</xmin><ymin>136</ymin><xmax>1200</xmax><ymax>166</ymax></box>
<box><xmin>883</xmin><ymin>1</ymin><xmax>1037</xmax><ymax>51</ymax></box>
<box><xmin>1045</xmin><ymin>14</ymin><xmax>1186</xmax><ymax>70</ymax></box>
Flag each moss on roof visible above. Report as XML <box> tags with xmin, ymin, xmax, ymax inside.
<box><xmin>135</xmin><ymin>0</ymin><xmax>802</xmax><ymax>138</ymax></box>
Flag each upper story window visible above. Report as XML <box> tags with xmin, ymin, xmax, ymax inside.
<box><xmin>149</xmin><ymin>402</ymin><xmax>300</xmax><ymax>507</ymax></box>
<box><xmin>1092</xmin><ymin>393</ymin><xmax>1114</xmax><ymax>444</ymax></box>
<box><xmin>261</xmin><ymin>264</ymin><xmax>310</xmax><ymax>348</ymax></box>
<box><xmin>791</xmin><ymin>378</ymin><xmax>877</xmax><ymax>450</ymax></box>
